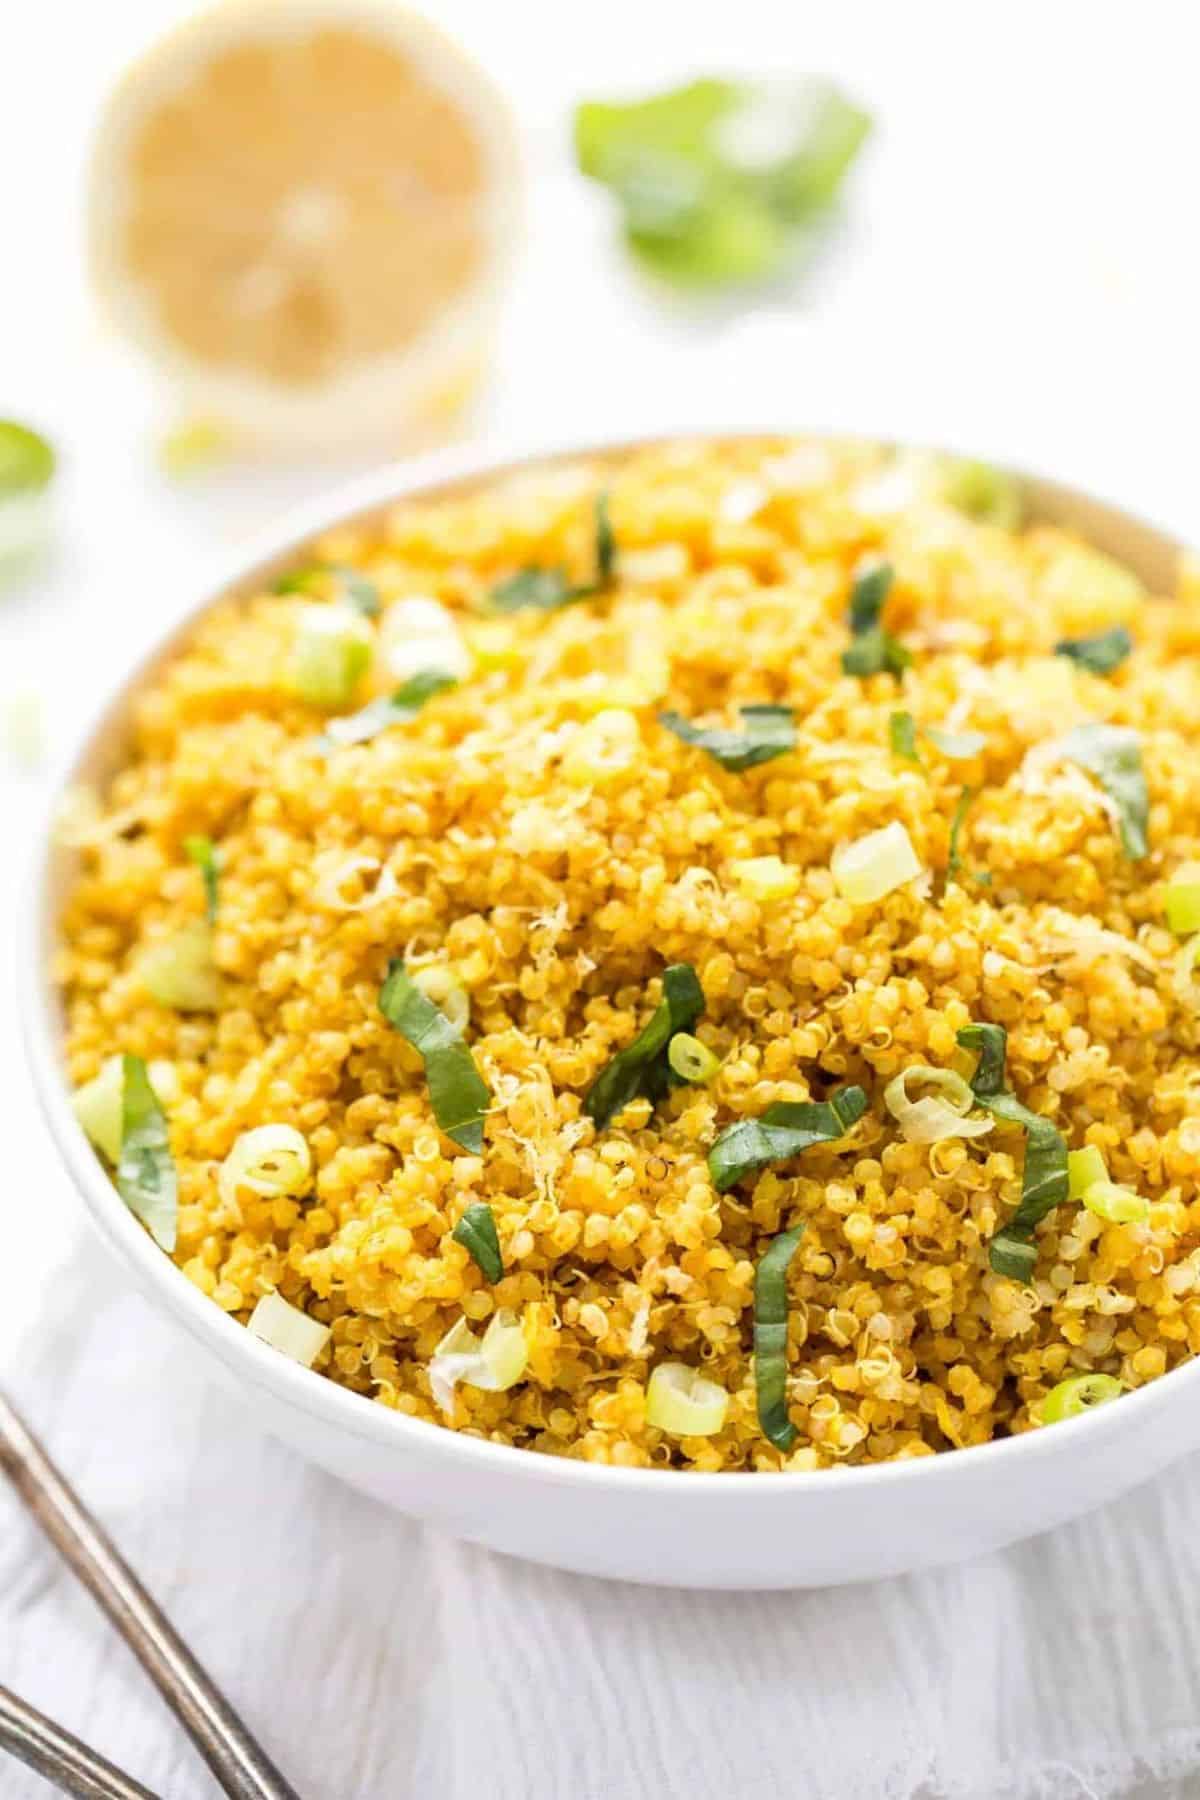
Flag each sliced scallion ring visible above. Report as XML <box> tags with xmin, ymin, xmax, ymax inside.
<box><xmin>428</xmin><ymin>1309</ymin><xmax>528</xmax><ymax>1415</ymax></box>
<box><xmin>1041</xmin><ymin>1372</ymin><xmax>1122</xmax><ymax>1424</ymax></box>
<box><xmin>138</xmin><ymin>921</ymin><xmax>221</xmax><ymax>1011</ymax></box>
<box><xmin>246</xmin><ymin>1292</ymin><xmax>330</xmax><ymax>1367</ymax></box>
<box><xmin>1082</xmin><ymin>1180</ymin><xmax>1148</xmax><ymax>1225</ymax></box>
<box><xmin>219</xmin><ymin>1125</ymin><xmax>312</xmax><ymax>1209</ymax></box>
<box><xmin>645</xmin><ymin>1362</ymin><xmax>730</xmax><ymax>1437</ymax></box>
<box><xmin>883</xmin><ymin>1065</ymin><xmax>993</xmax><ymax>1144</ymax></box>
<box><xmin>289</xmin><ymin>604</ymin><xmax>374</xmax><ymax>709</ymax></box>
<box><xmin>831</xmin><ymin>821</ymin><xmax>923</xmax><ymax>905</ymax></box>
<box><xmin>667</xmin><ymin>1032</ymin><xmax>721</xmax><ymax>1085</ymax></box>
<box><xmin>1166</xmin><ymin>865</ymin><xmax>1200</xmax><ymax>936</ymax></box>
<box><xmin>1067</xmin><ymin>1144</ymin><xmax>1109</xmax><ymax>1200</ymax></box>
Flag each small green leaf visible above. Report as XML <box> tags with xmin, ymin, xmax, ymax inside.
<box><xmin>584</xmin><ymin>964</ymin><xmax>705</xmax><ymax>1128</ymax></box>
<box><xmin>848</xmin><ymin>562</ymin><xmax>894</xmax><ymax>635</ymax></box>
<box><xmin>843</xmin><ymin>562</ymin><xmax>909</xmax><ymax>679</ymax></box>
<box><xmin>707</xmin><ymin>1085</ymin><xmax>867</xmax><ymax>1192</ymax></box>
<box><xmin>1054</xmin><ymin>627</ymin><xmax>1133</xmax><ymax>677</ymax></box>
<box><xmin>659</xmin><ymin>704</ymin><xmax>795</xmax><ymax>772</ymax></box>
<box><xmin>753</xmin><ymin>1224</ymin><xmax>806</xmax><ymax>1451</ymax></box>
<box><xmin>957</xmin><ymin>1023</ymin><xmax>1069</xmax><ymax>1280</ymax></box>
<box><xmin>452</xmin><ymin>1202</ymin><xmax>504</xmax><ymax>1283</ymax></box>
<box><xmin>116</xmin><ymin>1055</ymin><xmax>178</xmax><ymax>1252</ymax></box>
<box><xmin>1057</xmin><ymin>722</ymin><xmax>1149</xmax><ymax>860</ymax></box>
<box><xmin>315</xmin><ymin>669</ymin><xmax>457</xmax><ymax>751</ymax></box>
<box><xmin>379</xmin><ymin>960</ymin><xmax>490</xmax><ymax>1152</ymax></box>
<box><xmin>489</xmin><ymin>492</ymin><xmax>617</xmax><ymax>613</ymax></box>
<box><xmin>183</xmin><ymin>835</ymin><xmax>219</xmax><ymax>925</ymax></box>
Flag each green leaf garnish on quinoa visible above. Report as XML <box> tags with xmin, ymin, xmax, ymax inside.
<box><xmin>659</xmin><ymin>704</ymin><xmax>795</xmax><ymax>771</ymax></box>
<box><xmin>490</xmin><ymin>492</ymin><xmax>616</xmax><ymax>613</ymax></box>
<box><xmin>183</xmin><ymin>835</ymin><xmax>219</xmax><ymax>924</ymax></box>
<box><xmin>1054</xmin><ymin>627</ymin><xmax>1133</xmax><ymax>677</ymax></box>
<box><xmin>315</xmin><ymin>669</ymin><xmax>457</xmax><ymax>751</ymax></box>
<box><xmin>1057</xmin><ymin>722</ymin><xmax>1149</xmax><ymax>860</ymax></box>
<box><xmin>379</xmin><ymin>960</ymin><xmax>491</xmax><ymax>1153</ymax></box>
<box><xmin>274</xmin><ymin>564</ymin><xmax>381</xmax><ymax>617</ymax></box>
<box><xmin>842</xmin><ymin>562</ymin><xmax>910</xmax><ymax>678</ymax></box>
<box><xmin>753</xmin><ymin>1224</ymin><xmax>805</xmax><ymax>1451</ymax></box>
<box><xmin>452</xmin><ymin>1201</ymin><xmax>504</xmax><ymax>1282</ymax></box>
<box><xmin>890</xmin><ymin>712</ymin><xmax>986</xmax><ymax>766</ymax></box>
<box><xmin>116</xmin><ymin>1054</ymin><xmax>178</xmax><ymax>1252</ymax></box>
<box><xmin>585</xmin><ymin>963</ymin><xmax>704</xmax><ymax>1128</ymax></box>
<box><xmin>708</xmin><ymin>1085</ymin><xmax>867</xmax><ymax>1192</ymax></box>
<box><xmin>958</xmin><ymin>1023</ymin><xmax>1068</xmax><ymax>1281</ymax></box>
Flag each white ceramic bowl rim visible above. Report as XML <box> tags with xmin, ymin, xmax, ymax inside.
<box><xmin>20</xmin><ymin>423</ymin><xmax>1194</xmax><ymax>1499</ymax></box>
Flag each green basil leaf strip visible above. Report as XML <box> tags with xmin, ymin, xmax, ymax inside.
<box><xmin>379</xmin><ymin>960</ymin><xmax>490</xmax><ymax>1153</ymax></box>
<box><xmin>754</xmin><ymin>1223</ymin><xmax>806</xmax><ymax>1451</ymax></box>
<box><xmin>273</xmin><ymin>564</ymin><xmax>381</xmax><ymax>617</ymax></box>
<box><xmin>1054</xmin><ymin>626</ymin><xmax>1133</xmax><ymax>676</ymax></box>
<box><xmin>315</xmin><ymin>670</ymin><xmax>457</xmax><ymax>751</ymax></box>
<box><xmin>842</xmin><ymin>625</ymin><xmax>911</xmax><ymax>680</ymax></box>
<box><xmin>659</xmin><ymin>704</ymin><xmax>796</xmax><ymax>772</ymax></box>
<box><xmin>957</xmin><ymin>1023</ymin><xmax>1068</xmax><ymax>1280</ymax></box>
<box><xmin>183</xmin><ymin>834</ymin><xmax>219</xmax><ymax>925</ymax></box>
<box><xmin>489</xmin><ymin>491</ymin><xmax>617</xmax><ymax>614</ymax></box>
<box><xmin>116</xmin><ymin>1054</ymin><xmax>178</xmax><ymax>1252</ymax></box>
<box><xmin>889</xmin><ymin>710</ymin><xmax>921</xmax><ymax>764</ymax></box>
<box><xmin>584</xmin><ymin>963</ymin><xmax>705</xmax><ymax>1128</ymax></box>
<box><xmin>947</xmin><ymin>786</ymin><xmax>976</xmax><ymax>883</ymax></box>
<box><xmin>452</xmin><ymin>1201</ymin><xmax>504</xmax><ymax>1283</ymax></box>
<box><xmin>707</xmin><ymin>1084</ymin><xmax>868</xmax><ymax>1193</ymax></box>
<box><xmin>0</xmin><ymin>420</ymin><xmax>55</xmax><ymax>496</ymax></box>
<box><xmin>848</xmin><ymin>562</ymin><xmax>894</xmax><ymax>634</ymax></box>
<box><xmin>925</xmin><ymin>725</ymin><xmax>987</xmax><ymax>760</ymax></box>
<box><xmin>1057</xmin><ymin>722</ymin><xmax>1149</xmax><ymax>861</ymax></box>
<box><xmin>594</xmin><ymin>490</ymin><xmax>616</xmax><ymax>586</ymax></box>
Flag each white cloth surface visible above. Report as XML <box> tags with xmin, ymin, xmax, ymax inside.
<box><xmin>7</xmin><ymin>3</ymin><xmax>1200</xmax><ymax>1796</ymax></box>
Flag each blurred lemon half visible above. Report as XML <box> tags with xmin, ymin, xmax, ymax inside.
<box><xmin>88</xmin><ymin>0</ymin><xmax>521</xmax><ymax>455</ymax></box>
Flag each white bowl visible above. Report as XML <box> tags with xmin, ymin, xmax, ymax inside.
<box><xmin>21</xmin><ymin>431</ymin><xmax>1199</xmax><ymax>1589</ymax></box>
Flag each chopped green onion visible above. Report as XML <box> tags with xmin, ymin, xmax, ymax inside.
<box><xmin>116</xmin><ymin>1054</ymin><xmax>177</xmax><ymax>1252</ymax></box>
<box><xmin>379</xmin><ymin>959</ymin><xmax>491</xmax><ymax>1152</ymax></box>
<box><xmin>429</xmin><ymin>1309</ymin><xmax>528</xmax><ymax>1414</ymax></box>
<box><xmin>708</xmin><ymin>1084</ymin><xmax>867</xmax><ymax>1192</ymax></box>
<box><xmin>753</xmin><ymin>1224</ymin><xmax>805</xmax><ymax>1450</ymax></box>
<box><xmin>1165</xmin><ymin>865</ymin><xmax>1200</xmax><ymax>936</ymax></box>
<box><xmin>183</xmin><ymin>834</ymin><xmax>219</xmax><ymax>925</ymax></box>
<box><xmin>575</xmin><ymin>77</ymin><xmax>870</xmax><ymax>292</ymax></box>
<box><xmin>946</xmin><ymin>786</ymin><xmax>976</xmax><ymax>884</ymax></box>
<box><xmin>925</xmin><ymin>725</ymin><xmax>987</xmax><ymax>760</ymax></box>
<box><xmin>883</xmin><ymin>1065</ymin><xmax>993</xmax><ymax>1145</ymax></box>
<box><xmin>379</xmin><ymin>596</ymin><xmax>471</xmax><ymax>683</ymax></box>
<box><xmin>729</xmin><ymin>854</ymin><xmax>800</xmax><ymax>901</ymax></box>
<box><xmin>832</xmin><ymin>821</ymin><xmax>923</xmax><ymax>905</ymax></box>
<box><xmin>842</xmin><ymin>560</ymin><xmax>909</xmax><ymax>678</ymax></box>
<box><xmin>246</xmin><ymin>1291</ymin><xmax>330</xmax><ymax>1367</ymax></box>
<box><xmin>0</xmin><ymin>419</ymin><xmax>55</xmax><ymax>495</ymax></box>
<box><xmin>848</xmin><ymin>562</ymin><xmax>893</xmax><ymax>634</ymax></box>
<box><xmin>645</xmin><ymin>1361</ymin><xmax>730</xmax><ymax>1437</ymax></box>
<box><xmin>138</xmin><ymin>920</ymin><xmax>221</xmax><ymax>1011</ymax></box>
<box><xmin>939</xmin><ymin>457</ymin><xmax>1023</xmax><ymax>530</ymax></box>
<box><xmin>219</xmin><ymin>1125</ymin><xmax>311</xmax><ymax>1210</ymax></box>
<box><xmin>659</xmin><ymin>704</ymin><xmax>796</xmax><ymax>772</ymax></box>
<box><xmin>667</xmin><ymin>1032</ymin><xmax>721</xmax><ymax>1084</ymax></box>
<box><xmin>1067</xmin><ymin>1145</ymin><xmax>1108</xmax><ymax>1200</ymax></box>
<box><xmin>584</xmin><ymin>963</ymin><xmax>704</xmax><ymax>1128</ymax></box>
<box><xmin>315</xmin><ymin>669</ymin><xmax>457</xmax><ymax>751</ymax></box>
<box><xmin>1082</xmin><ymin>1180</ymin><xmax>1148</xmax><ymax>1225</ymax></box>
<box><xmin>410</xmin><ymin>964</ymin><xmax>470</xmax><ymax>1035</ymax></box>
<box><xmin>1054</xmin><ymin>627</ymin><xmax>1133</xmax><ymax>676</ymax></box>
<box><xmin>889</xmin><ymin>710</ymin><xmax>921</xmax><ymax>763</ymax></box>
<box><xmin>490</xmin><ymin>492</ymin><xmax>616</xmax><ymax>612</ymax></box>
<box><xmin>1056</xmin><ymin>722</ymin><xmax>1149</xmax><ymax>861</ymax></box>
<box><xmin>957</xmin><ymin>1023</ymin><xmax>1068</xmax><ymax>1281</ymax></box>
<box><xmin>1041</xmin><ymin>1372</ymin><xmax>1122</xmax><ymax>1424</ymax></box>
<box><xmin>274</xmin><ymin>564</ymin><xmax>381</xmax><ymax>617</ymax></box>
<box><xmin>452</xmin><ymin>1202</ymin><xmax>504</xmax><ymax>1283</ymax></box>
<box><xmin>289</xmin><ymin>604</ymin><xmax>373</xmax><ymax>708</ymax></box>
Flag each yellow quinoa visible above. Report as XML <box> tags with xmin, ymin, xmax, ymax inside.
<box><xmin>56</xmin><ymin>436</ymin><xmax>1200</xmax><ymax>1471</ymax></box>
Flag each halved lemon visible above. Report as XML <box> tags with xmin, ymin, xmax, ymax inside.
<box><xmin>88</xmin><ymin>0</ymin><xmax>521</xmax><ymax>454</ymax></box>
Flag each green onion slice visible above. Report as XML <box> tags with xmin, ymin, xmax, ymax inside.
<box><xmin>490</xmin><ymin>492</ymin><xmax>616</xmax><ymax>613</ymax></box>
<box><xmin>939</xmin><ymin>458</ymin><xmax>1023</xmax><ymax>530</ymax></box>
<box><xmin>957</xmin><ymin>1023</ymin><xmax>1068</xmax><ymax>1281</ymax></box>
<box><xmin>667</xmin><ymin>1032</ymin><xmax>721</xmax><ymax>1084</ymax></box>
<box><xmin>315</xmin><ymin>669</ymin><xmax>457</xmax><ymax>751</ymax></box>
<box><xmin>1057</xmin><ymin>722</ymin><xmax>1149</xmax><ymax>861</ymax></box>
<box><xmin>585</xmin><ymin>963</ymin><xmax>704</xmax><ymax>1128</ymax></box>
<box><xmin>708</xmin><ymin>1085</ymin><xmax>867</xmax><ymax>1192</ymax></box>
<box><xmin>183</xmin><ymin>834</ymin><xmax>219</xmax><ymax>924</ymax></box>
<box><xmin>379</xmin><ymin>959</ymin><xmax>491</xmax><ymax>1153</ymax></box>
<box><xmin>889</xmin><ymin>710</ymin><xmax>921</xmax><ymax>763</ymax></box>
<box><xmin>1054</xmin><ymin>627</ymin><xmax>1133</xmax><ymax>677</ymax></box>
<box><xmin>659</xmin><ymin>703</ymin><xmax>795</xmax><ymax>771</ymax></box>
<box><xmin>452</xmin><ymin>1201</ymin><xmax>504</xmax><ymax>1283</ymax></box>
<box><xmin>1041</xmin><ymin>1372</ymin><xmax>1122</xmax><ymax>1424</ymax></box>
<box><xmin>753</xmin><ymin>1224</ymin><xmax>805</xmax><ymax>1450</ymax></box>
<box><xmin>1165</xmin><ymin>865</ymin><xmax>1200</xmax><ymax>936</ymax></box>
<box><xmin>842</xmin><ymin>560</ymin><xmax>909</xmax><ymax>678</ymax></box>
<box><xmin>116</xmin><ymin>1054</ymin><xmax>178</xmax><ymax>1252</ymax></box>
<box><xmin>0</xmin><ymin>420</ymin><xmax>55</xmax><ymax>496</ymax></box>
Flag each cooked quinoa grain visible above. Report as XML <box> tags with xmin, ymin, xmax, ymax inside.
<box><xmin>56</xmin><ymin>437</ymin><xmax>1200</xmax><ymax>1470</ymax></box>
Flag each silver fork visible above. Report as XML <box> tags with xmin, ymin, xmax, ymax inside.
<box><xmin>0</xmin><ymin>1391</ymin><xmax>300</xmax><ymax>1800</ymax></box>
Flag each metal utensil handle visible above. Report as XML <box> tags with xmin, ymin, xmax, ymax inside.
<box><xmin>0</xmin><ymin>1394</ymin><xmax>300</xmax><ymax>1800</ymax></box>
<box><xmin>0</xmin><ymin>1684</ymin><xmax>158</xmax><ymax>1800</ymax></box>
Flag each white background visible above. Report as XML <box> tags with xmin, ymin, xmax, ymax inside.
<box><xmin>3</xmin><ymin>5</ymin><xmax>1200</xmax><ymax>1797</ymax></box>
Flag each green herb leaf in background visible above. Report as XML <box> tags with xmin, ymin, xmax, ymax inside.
<box><xmin>1054</xmin><ymin>627</ymin><xmax>1133</xmax><ymax>677</ymax></box>
<box><xmin>659</xmin><ymin>704</ymin><xmax>796</xmax><ymax>772</ymax></box>
<box><xmin>490</xmin><ymin>492</ymin><xmax>616</xmax><ymax>613</ymax></box>
<box><xmin>379</xmin><ymin>959</ymin><xmax>491</xmax><ymax>1153</ymax></box>
<box><xmin>452</xmin><ymin>1201</ymin><xmax>504</xmax><ymax>1283</ymax></box>
<box><xmin>708</xmin><ymin>1085</ymin><xmax>867</xmax><ymax>1192</ymax></box>
<box><xmin>315</xmin><ymin>669</ymin><xmax>457</xmax><ymax>751</ymax></box>
<box><xmin>575</xmin><ymin>78</ymin><xmax>870</xmax><ymax>291</ymax></box>
<box><xmin>183</xmin><ymin>835</ymin><xmax>219</xmax><ymax>925</ymax></box>
<box><xmin>842</xmin><ymin>561</ymin><xmax>910</xmax><ymax>679</ymax></box>
<box><xmin>585</xmin><ymin>963</ymin><xmax>705</xmax><ymax>1128</ymax></box>
<box><xmin>957</xmin><ymin>1023</ymin><xmax>1068</xmax><ymax>1281</ymax></box>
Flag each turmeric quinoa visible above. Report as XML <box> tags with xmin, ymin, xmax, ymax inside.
<box><xmin>56</xmin><ymin>436</ymin><xmax>1200</xmax><ymax>1470</ymax></box>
